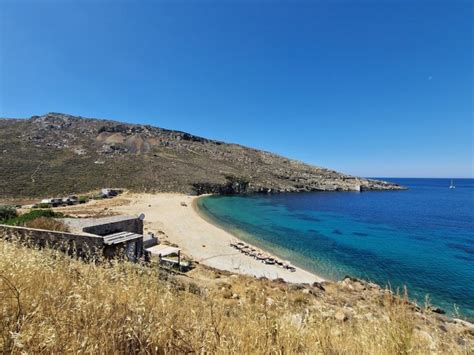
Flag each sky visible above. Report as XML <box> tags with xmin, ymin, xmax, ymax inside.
<box><xmin>0</xmin><ymin>0</ymin><xmax>472</xmax><ymax>178</ymax></box>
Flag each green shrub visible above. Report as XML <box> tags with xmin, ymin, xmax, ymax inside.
<box><xmin>0</xmin><ymin>205</ymin><xmax>17</xmax><ymax>223</ymax></box>
<box><xmin>5</xmin><ymin>209</ymin><xmax>65</xmax><ymax>226</ymax></box>
<box><xmin>33</xmin><ymin>202</ymin><xmax>52</xmax><ymax>209</ymax></box>
<box><xmin>78</xmin><ymin>196</ymin><xmax>89</xmax><ymax>203</ymax></box>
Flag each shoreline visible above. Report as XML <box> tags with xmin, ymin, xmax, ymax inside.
<box><xmin>109</xmin><ymin>193</ymin><xmax>325</xmax><ymax>284</ymax></box>
<box><xmin>193</xmin><ymin>195</ymin><xmax>328</xmax><ymax>282</ymax></box>
<box><xmin>55</xmin><ymin>191</ymin><xmax>474</xmax><ymax>321</ymax></box>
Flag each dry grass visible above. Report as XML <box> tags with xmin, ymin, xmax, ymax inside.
<box><xmin>23</xmin><ymin>217</ymin><xmax>70</xmax><ymax>232</ymax></box>
<box><xmin>0</xmin><ymin>239</ymin><xmax>472</xmax><ymax>354</ymax></box>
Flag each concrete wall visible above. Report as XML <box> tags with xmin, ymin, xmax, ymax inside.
<box><xmin>0</xmin><ymin>224</ymin><xmax>104</xmax><ymax>257</ymax></box>
<box><xmin>82</xmin><ymin>217</ymin><xmax>143</xmax><ymax>236</ymax></box>
<box><xmin>1</xmin><ymin>217</ymin><xmax>144</xmax><ymax>260</ymax></box>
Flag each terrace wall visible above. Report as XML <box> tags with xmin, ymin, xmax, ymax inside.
<box><xmin>0</xmin><ymin>224</ymin><xmax>104</xmax><ymax>256</ymax></box>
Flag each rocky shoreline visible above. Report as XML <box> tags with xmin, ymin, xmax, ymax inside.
<box><xmin>192</xmin><ymin>175</ymin><xmax>404</xmax><ymax>195</ymax></box>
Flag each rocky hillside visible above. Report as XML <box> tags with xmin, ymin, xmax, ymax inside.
<box><xmin>0</xmin><ymin>113</ymin><xmax>402</xmax><ymax>198</ymax></box>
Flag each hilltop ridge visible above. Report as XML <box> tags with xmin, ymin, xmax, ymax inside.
<box><xmin>0</xmin><ymin>113</ymin><xmax>402</xmax><ymax>198</ymax></box>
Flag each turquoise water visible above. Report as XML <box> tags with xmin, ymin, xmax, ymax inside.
<box><xmin>197</xmin><ymin>178</ymin><xmax>474</xmax><ymax>319</ymax></box>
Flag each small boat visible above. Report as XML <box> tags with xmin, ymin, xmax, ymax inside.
<box><xmin>449</xmin><ymin>179</ymin><xmax>456</xmax><ymax>189</ymax></box>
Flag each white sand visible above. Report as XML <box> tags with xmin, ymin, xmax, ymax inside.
<box><xmin>111</xmin><ymin>193</ymin><xmax>324</xmax><ymax>284</ymax></box>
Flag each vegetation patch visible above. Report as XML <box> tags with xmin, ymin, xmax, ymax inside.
<box><xmin>23</xmin><ymin>216</ymin><xmax>70</xmax><ymax>232</ymax></box>
<box><xmin>78</xmin><ymin>195</ymin><xmax>89</xmax><ymax>203</ymax></box>
<box><xmin>0</xmin><ymin>239</ymin><xmax>472</xmax><ymax>353</ymax></box>
<box><xmin>33</xmin><ymin>202</ymin><xmax>53</xmax><ymax>209</ymax></box>
<box><xmin>3</xmin><ymin>209</ymin><xmax>69</xmax><ymax>232</ymax></box>
<box><xmin>0</xmin><ymin>206</ymin><xmax>17</xmax><ymax>223</ymax></box>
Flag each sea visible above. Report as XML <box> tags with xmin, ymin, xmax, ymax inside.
<box><xmin>196</xmin><ymin>178</ymin><xmax>474</xmax><ymax>319</ymax></box>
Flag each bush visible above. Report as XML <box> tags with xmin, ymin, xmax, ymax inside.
<box><xmin>0</xmin><ymin>206</ymin><xmax>17</xmax><ymax>223</ymax></box>
<box><xmin>4</xmin><ymin>209</ymin><xmax>65</xmax><ymax>226</ymax></box>
<box><xmin>78</xmin><ymin>196</ymin><xmax>89</xmax><ymax>204</ymax></box>
<box><xmin>24</xmin><ymin>217</ymin><xmax>70</xmax><ymax>232</ymax></box>
<box><xmin>36</xmin><ymin>203</ymin><xmax>52</xmax><ymax>209</ymax></box>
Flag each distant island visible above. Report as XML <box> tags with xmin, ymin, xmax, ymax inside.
<box><xmin>0</xmin><ymin>113</ymin><xmax>402</xmax><ymax>199</ymax></box>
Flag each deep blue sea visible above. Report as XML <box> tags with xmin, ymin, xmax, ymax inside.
<box><xmin>197</xmin><ymin>178</ymin><xmax>474</xmax><ymax>319</ymax></box>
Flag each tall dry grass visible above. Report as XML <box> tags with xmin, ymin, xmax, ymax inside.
<box><xmin>0</xmin><ymin>239</ymin><xmax>471</xmax><ymax>354</ymax></box>
<box><xmin>23</xmin><ymin>216</ymin><xmax>70</xmax><ymax>232</ymax></box>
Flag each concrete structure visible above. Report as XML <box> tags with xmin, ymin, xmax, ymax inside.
<box><xmin>1</xmin><ymin>215</ymin><xmax>145</xmax><ymax>261</ymax></box>
<box><xmin>0</xmin><ymin>224</ymin><xmax>104</xmax><ymax>257</ymax></box>
<box><xmin>63</xmin><ymin>215</ymin><xmax>143</xmax><ymax>236</ymax></box>
<box><xmin>50</xmin><ymin>198</ymin><xmax>63</xmax><ymax>207</ymax></box>
<box><xmin>143</xmin><ymin>232</ymin><xmax>158</xmax><ymax>249</ymax></box>
<box><xmin>146</xmin><ymin>244</ymin><xmax>186</xmax><ymax>270</ymax></box>
<box><xmin>63</xmin><ymin>215</ymin><xmax>144</xmax><ymax>260</ymax></box>
<box><xmin>62</xmin><ymin>196</ymin><xmax>78</xmax><ymax>205</ymax></box>
<box><xmin>100</xmin><ymin>188</ymin><xmax>123</xmax><ymax>198</ymax></box>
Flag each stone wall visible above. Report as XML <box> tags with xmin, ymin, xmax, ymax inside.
<box><xmin>0</xmin><ymin>224</ymin><xmax>104</xmax><ymax>257</ymax></box>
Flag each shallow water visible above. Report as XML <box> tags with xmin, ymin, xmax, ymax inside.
<box><xmin>197</xmin><ymin>178</ymin><xmax>474</xmax><ymax>319</ymax></box>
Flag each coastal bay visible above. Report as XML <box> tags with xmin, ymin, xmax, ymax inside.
<box><xmin>197</xmin><ymin>178</ymin><xmax>474</xmax><ymax>319</ymax></box>
<box><xmin>97</xmin><ymin>193</ymin><xmax>324</xmax><ymax>284</ymax></box>
<box><xmin>53</xmin><ymin>178</ymin><xmax>474</xmax><ymax>320</ymax></box>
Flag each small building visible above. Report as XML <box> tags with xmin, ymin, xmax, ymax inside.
<box><xmin>1</xmin><ymin>213</ymin><xmax>191</xmax><ymax>270</ymax></box>
<box><xmin>100</xmin><ymin>188</ymin><xmax>123</xmax><ymax>198</ymax></box>
<box><xmin>101</xmin><ymin>188</ymin><xmax>111</xmax><ymax>197</ymax></box>
<box><xmin>146</xmin><ymin>244</ymin><xmax>182</xmax><ymax>269</ymax></box>
<box><xmin>62</xmin><ymin>215</ymin><xmax>145</xmax><ymax>261</ymax></box>
<box><xmin>62</xmin><ymin>195</ymin><xmax>78</xmax><ymax>205</ymax></box>
<box><xmin>69</xmin><ymin>195</ymin><xmax>78</xmax><ymax>201</ymax></box>
<box><xmin>50</xmin><ymin>198</ymin><xmax>63</xmax><ymax>207</ymax></box>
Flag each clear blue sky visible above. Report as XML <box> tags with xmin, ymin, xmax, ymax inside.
<box><xmin>1</xmin><ymin>0</ymin><xmax>472</xmax><ymax>178</ymax></box>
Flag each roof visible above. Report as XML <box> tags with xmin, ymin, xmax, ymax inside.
<box><xmin>62</xmin><ymin>216</ymin><xmax>138</xmax><ymax>234</ymax></box>
<box><xmin>146</xmin><ymin>244</ymin><xmax>180</xmax><ymax>257</ymax></box>
<box><xmin>103</xmin><ymin>231</ymin><xmax>143</xmax><ymax>245</ymax></box>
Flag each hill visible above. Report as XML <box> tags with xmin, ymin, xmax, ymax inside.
<box><xmin>0</xmin><ymin>113</ymin><xmax>402</xmax><ymax>198</ymax></box>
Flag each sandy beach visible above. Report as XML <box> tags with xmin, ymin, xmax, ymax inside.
<box><xmin>105</xmin><ymin>193</ymin><xmax>324</xmax><ymax>284</ymax></box>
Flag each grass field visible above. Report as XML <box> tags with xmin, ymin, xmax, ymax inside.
<box><xmin>1</xmin><ymin>238</ymin><xmax>472</xmax><ymax>353</ymax></box>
